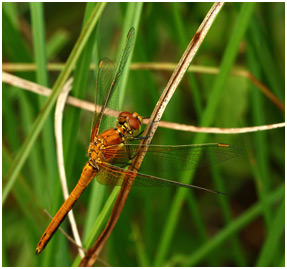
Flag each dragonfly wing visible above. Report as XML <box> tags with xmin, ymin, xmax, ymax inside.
<box><xmin>90</xmin><ymin>27</ymin><xmax>136</xmax><ymax>141</ymax></box>
<box><xmin>111</xmin><ymin>27</ymin><xmax>135</xmax><ymax>91</ymax></box>
<box><xmin>106</xmin><ymin>143</ymin><xmax>242</xmax><ymax>173</ymax></box>
<box><xmin>96</xmin><ymin>163</ymin><xmax>226</xmax><ymax>194</ymax></box>
<box><xmin>90</xmin><ymin>59</ymin><xmax>116</xmax><ymax>142</ymax></box>
<box><xmin>97</xmin><ymin>164</ymin><xmax>128</xmax><ymax>186</ymax></box>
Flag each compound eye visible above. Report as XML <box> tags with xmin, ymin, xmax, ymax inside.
<box><xmin>132</xmin><ymin>112</ymin><xmax>143</xmax><ymax>126</ymax></box>
<box><xmin>119</xmin><ymin>112</ymin><xmax>132</xmax><ymax>118</ymax></box>
<box><xmin>129</xmin><ymin>116</ymin><xmax>140</xmax><ymax>130</ymax></box>
<box><xmin>118</xmin><ymin>112</ymin><xmax>131</xmax><ymax>125</ymax></box>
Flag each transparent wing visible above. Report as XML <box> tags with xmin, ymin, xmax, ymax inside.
<box><xmin>103</xmin><ymin>143</ymin><xmax>242</xmax><ymax>174</ymax></box>
<box><xmin>96</xmin><ymin>162</ymin><xmax>226</xmax><ymax>194</ymax></box>
<box><xmin>90</xmin><ymin>59</ymin><xmax>116</xmax><ymax>142</ymax></box>
<box><xmin>90</xmin><ymin>27</ymin><xmax>135</xmax><ymax>141</ymax></box>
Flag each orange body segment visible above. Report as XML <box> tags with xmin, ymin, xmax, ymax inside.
<box><xmin>35</xmin><ymin>162</ymin><xmax>97</xmax><ymax>255</ymax></box>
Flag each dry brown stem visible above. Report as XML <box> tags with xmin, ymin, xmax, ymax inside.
<box><xmin>2</xmin><ymin>71</ymin><xmax>284</xmax><ymax>134</ymax></box>
<box><xmin>158</xmin><ymin>121</ymin><xmax>285</xmax><ymax>134</ymax></box>
<box><xmin>3</xmin><ymin>61</ymin><xmax>284</xmax><ymax>112</ymax></box>
<box><xmin>2</xmin><ymin>71</ymin><xmax>119</xmax><ymax>118</ymax></box>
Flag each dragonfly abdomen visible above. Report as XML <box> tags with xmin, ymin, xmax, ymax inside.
<box><xmin>35</xmin><ymin>162</ymin><xmax>97</xmax><ymax>255</ymax></box>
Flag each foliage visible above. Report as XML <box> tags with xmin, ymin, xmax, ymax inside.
<box><xmin>2</xmin><ymin>2</ymin><xmax>284</xmax><ymax>266</ymax></box>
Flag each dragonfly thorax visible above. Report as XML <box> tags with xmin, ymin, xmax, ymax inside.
<box><xmin>88</xmin><ymin>128</ymin><xmax>126</xmax><ymax>168</ymax></box>
<box><xmin>117</xmin><ymin>111</ymin><xmax>142</xmax><ymax>137</ymax></box>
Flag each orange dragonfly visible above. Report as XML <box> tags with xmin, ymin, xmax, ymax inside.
<box><xmin>35</xmin><ymin>27</ymin><xmax>241</xmax><ymax>255</ymax></box>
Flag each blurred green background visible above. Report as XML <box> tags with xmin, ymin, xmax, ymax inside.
<box><xmin>2</xmin><ymin>2</ymin><xmax>284</xmax><ymax>267</ymax></box>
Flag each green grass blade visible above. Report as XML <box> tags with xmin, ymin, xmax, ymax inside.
<box><xmin>199</xmin><ymin>2</ymin><xmax>256</xmax><ymax>131</ymax></box>
<box><xmin>117</xmin><ymin>2</ymin><xmax>143</xmax><ymax>108</ymax></box>
<box><xmin>185</xmin><ymin>193</ymin><xmax>216</xmax><ymax>266</ymax></box>
<box><xmin>2</xmin><ymin>2</ymin><xmax>18</xmax><ymax>28</ymax></box>
<box><xmin>247</xmin><ymin>37</ymin><xmax>272</xmax><ymax>227</ymax></box>
<box><xmin>249</xmin><ymin>18</ymin><xmax>284</xmax><ymax>102</ymax></box>
<box><xmin>83</xmin><ymin>182</ymin><xmax>106</xmax><ymax>242</ymax></box>
<box><xmin>211</xmin><ymin>166</ymin><xmax>247</xmax><ymax>266</ymax></box>
<box><xmin>30</xmin><ymin>2</ymin><xmax>49</xmax><ymax>86</ymax></box>
<box><xmin>172</xmin><ymin>2</ymin><xmax>202</xmax><ymax>117</ymax></box>
<box><xmin>62</xmin><ymin>2</ymin><xmax>98</xmax><ymax>179</ymax></box>
<box><xmin>256</xmin><ymin>197</ymin><xmax>285</xmax><ymax>266</ymax></box>
<box><xmin>153</xmin><ymin>3</ymin><xmax>256</xmax><ymax>266</ymax></box>
<box><xmin>2</xmin><ymin>87</ymin><xmax>21</xmax><ymax>152</ymax></box>
<box><xmin>2</xmin><ymin>8</ymin><xmax>31</xmax><ymax>61</ymax></box>
<box><xmin>3</xmin><ymin>147</ymin><xmax>44</xmax><ymax>233</ymax></box>
<box><xmin>46</xmin><ymin>30</ymin><xmax>71</xmax><ymax>60</ymax></box>
<box><xmin>30</xmin><ymin>2</ymin><xmax>58</xmax><ymax>202</ymax></box>
<box><xmin>3</xmin><ymin>2</ymin><xmax>106</xmax><ymax>204</ymax></box>
<box><xmin>183</xmin><ymin>185</ymin><xmax>284</xmax><ymax>266</ymax></box>
<box><xmin>131</xmin><ymin>222</ymin><xmax>150</xmax><ymax>266</ymax></box>
<box><xmin>3</xmin><ymin>1</ymin><xmax>47</xmax><ymax>215</ymax></box>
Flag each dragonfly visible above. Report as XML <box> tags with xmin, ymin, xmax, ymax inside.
<box><xmin>35</xmin><ymin>27</ymin><xmax>241</xmax><ymax>255</ymax></box>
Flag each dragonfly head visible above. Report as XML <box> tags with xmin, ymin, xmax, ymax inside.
<box><xmin>117</xmin><ymin>112</ymin><xmax>143</xmax><ymax>137</ymax></box>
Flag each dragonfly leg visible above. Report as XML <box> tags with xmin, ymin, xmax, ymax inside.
<box><xmin>113</xmin><ymin>161</ymin><xmax>133</xmax><ymax>169</ymax></box>
<box><xmin>120</xmin><ymin>145</ymin><xmax>142</xmax><ymax>172</ymax></box>
<box><xmin>88</xmin><ymin>158</ymin><xmax>100</xmax><ymax>170</ymax></box>
<box><xmin>125</xmin><ymin>144</ymin><xmax>135</xmax><ymax>160</ymax></box>
<box><xmin>115</xmin><ymin>161</ymin><xmax>139</xmax><ymax>171</ymax></box>
<box><xmin>128</xmin><ymin>130</ymin><xmax>149</xmax><ymax>141</ymax></box>
<box><xmin>125</xmin><ymin>144</ymin><xmax>147</xmax><ymax>161</ymax></box>
<box><xmin>130</xmin><ymin>136</ymin><xmax>149</xmax><ymax>140</ymax></box>
<box><xmin>131</xmin><ymin>119</ymin><xmax>160</xmax><ymax>140</ymax></box>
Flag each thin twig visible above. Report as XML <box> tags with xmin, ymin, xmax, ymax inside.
<box><xmin>157</xmin><ymin>121</ymin><xmax>285</xmax><ymax>134</ymax></box>
<box><xmin>246</xmin><ymin>72</ymin><xmax>284</xmax><ymax>112</ymax></box>
<box><xmin>3</xmin><ymin>61</ymin><xmax>284</xmax><ymax>112</ymax></box>
<box><xmin>54</xmin><ymin>78</ymin><xmax>85</xmax><ymax>258</ymax></box>
<box><xmin>3</xmin><ymin>71</ymin><xmax>284</xmax><ymax>134</ymax></box>
<box><xmin>2</xmin><ymin>71</ymin><xmax>119</xmax><ymax>118</ymax></box>
<box><xmin>79</xmin><ymin>2</ymin><xmax>225</xmax><ymax>267</ymax></box>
